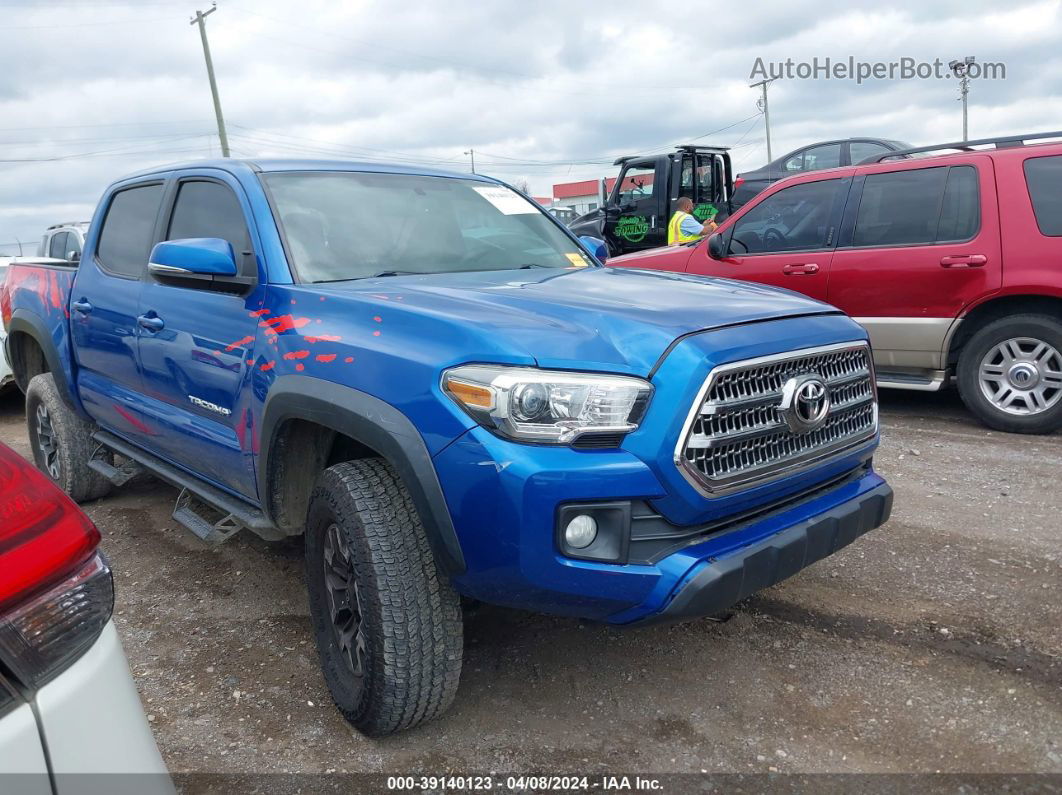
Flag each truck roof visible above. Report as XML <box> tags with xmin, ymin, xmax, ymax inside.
<box><xmin>117</xmin><ymin>158</ymin><xmax>499</xmax><ymax>184</ymax></box>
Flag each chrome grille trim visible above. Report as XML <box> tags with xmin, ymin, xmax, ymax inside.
<box><xmin>675</xmin><ymin>342</ymin><xmax>878</xmax><ymax>496</ymax></box>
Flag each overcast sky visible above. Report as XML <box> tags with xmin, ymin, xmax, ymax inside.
<box><xmin>1</xmin><ymin>0</ymin><xmax>1060</xmax><ymax>252</ymax></box>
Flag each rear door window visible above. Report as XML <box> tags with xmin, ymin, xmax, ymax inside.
<box><xmin>96</xmin><ymin>183</ymin><xmax>164</xmax><ymax>277</ymax></box>
<box><xmin>1023</xmin><ymin>155</ymin><xmax>1062</xmax><ymax>236</ymax></box>
<box><xmin>936</xmin><ymin>166</ymin><xmax>980</xmax><ymax>242</ymax></box>
<box><xmin>853</xmin><ymin>165</ymin><xmax>979</xmax><ymax>247</ymax></box>
<box><xmin>48</xmin><ymin>232</ymin><xmax>70</xmax><ymax>259</ymax></box>
<box><xmin>849</xmin><ymin>141</ymin><xmax>891</xmax><ymax>165</ymax></box>
<box><xmin>853</xmin><ymin>167</ymin><xmax>947</xmax><ymax>247</ymax></box>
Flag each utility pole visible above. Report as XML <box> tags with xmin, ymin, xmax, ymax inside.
<box><xmin>464</xmin><ymin>148</ymin><xmax>476</xmax><ymax>174</ymax></box>
<box><xmin>949</xmin><ymin>56</ymin><xmax>975</xmax><ymax>141</ymax></box>
<box><xmin>191</xmin><ymin>4</ymin><xmax>229</xmax><ymax>157</ymax></box>
<box><xmin>750</xmin><ymin>78</ymin><xmax>774</xmax><ymax>162</ymax></box>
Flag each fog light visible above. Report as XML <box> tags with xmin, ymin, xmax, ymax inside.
<box><xmin>564</xmin><ymin>514</ymin><xmax>598</xmax><ymax>549</ymax></box>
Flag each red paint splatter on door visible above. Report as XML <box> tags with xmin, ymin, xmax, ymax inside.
<box><xmin>225</xmin><ymin>335</ymin><xmax>254</xmax><ymax>351</ymax></box>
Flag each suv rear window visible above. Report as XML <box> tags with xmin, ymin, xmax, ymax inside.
<box><xmin>97</xmin><ymin>183</ymin><xmax>164</xmax><ymax>277</ymax></box>
<box><xmin>1023</xmin><ymin>155</ymin><xmax>1062</xmax><ymax>236</ymax></box>
<box><xmin>853</xmin><ymin>165</ymin><xmax>978</xmax><ymax>247</ymax></box>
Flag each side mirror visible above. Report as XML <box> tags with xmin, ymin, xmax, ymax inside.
<box><xmin>706</xmin><ymin>233</ymin><xmax>726</xmax><ymax>261</ymax></box>
<box><xmin>66</xmin><ymin>250</ymin><xmax>81</xmax><ymax>263</ymax></box>
<box><xmin>149</xmin><ymin>238</ymin><xmax>238</xmax><ymax>278</ymax></box>
<box><xmin>579</xmin><ymin>235</ymin><xmax>608</xmax><ymax>262</ymax></box>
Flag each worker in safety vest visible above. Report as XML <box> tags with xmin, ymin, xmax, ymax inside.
<box><xmin>667</xmin><ymin>197</ymin><xmax>717</xmax><ymax>245</ymax></box>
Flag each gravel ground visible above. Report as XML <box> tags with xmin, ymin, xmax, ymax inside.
<box><xmin>1</xmin><ymin>387</ymin><xmax>1059</xmax><ymax>781</ymax></box>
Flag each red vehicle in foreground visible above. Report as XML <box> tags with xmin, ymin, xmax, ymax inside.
<box><xmin>609</xmin><ymin>131</ymin><xmax>1062</xmax><ymax>434</ymax></box>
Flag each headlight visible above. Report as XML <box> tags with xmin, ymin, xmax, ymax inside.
<box><xmin>443</xmin><ymin>365</ymin><xmax>652</xmax><ymax>444</ymax></box>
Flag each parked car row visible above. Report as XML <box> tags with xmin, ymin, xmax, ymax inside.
<box><xmin>611</xmin><ymin>131</ymin><xmax>1062</xmax><ymax>435</ymax></box>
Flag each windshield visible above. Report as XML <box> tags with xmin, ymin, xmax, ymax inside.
<box><xmin>263</xmin><ymin>171</ymin><xmax>593</xmax><ymax>282</ymax></box>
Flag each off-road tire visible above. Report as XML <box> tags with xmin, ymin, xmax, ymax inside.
<box><xmin>25</xmin><ymin>373</ymin><xmax>112</xmax><ymax>502</ymax></box>
<box><xmin>304</xmin><ymin>459</ymin><xmax>463</xmax><ymax>736</ymax></box>
<box><xmin>957</xmin><ymin>313</ymin><xmax>1062</xmax><ymax>434</ymax></box>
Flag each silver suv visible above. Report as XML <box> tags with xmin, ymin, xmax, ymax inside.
<box><xmin>38</xmin><ymin>221</ymin><xmax>90</xmax><ymax>262</ymax></box>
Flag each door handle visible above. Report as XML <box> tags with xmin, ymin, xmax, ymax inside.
<box><xmin>782</xmin><ymin>263</ymin><xmax>820</xmax><ymax>275</ymax></box>
<box><xmin>137</xmin><ymin>313</ymin><xmax>165</xmax><ymax>332</ymax></box>
<box><xmin>940</xmin><ymin>254</ymin><xmax>987</xmax><ymax>268</ymax></box>
<box><xmin>71</xmin><ymin>298</ymin><xmax>92</xmax><ymax>314</ymax></box>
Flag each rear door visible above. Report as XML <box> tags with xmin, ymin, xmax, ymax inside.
<box><xmin>686</xmin><ymin>174</ymin><xmax>851</xmax><ymax>301</ymax></box>
<box><xmin>604</xmin><ymin>158</ymin><xmax>666</xmax><ymax>254</ymax></box>
<box><xmin>827</xmin><ymin>159</ymin><xmax>1001</xmax><ymax>372</ymax></box>
<box><xmin>135</xmin><ymin>172</ymin><xmax>265</xmax><ymax>498</ymax></box>
<box><xmin>72</xmin><ymin>181</ymin><xmax>164</xmax><ymax>445</ymax></box>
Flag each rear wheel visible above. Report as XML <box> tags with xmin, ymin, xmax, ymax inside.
<box><xmin>957</xmin><ymin>314</ymin><xmax>1062</xmax><ymax>434</ymax></box>
<box><xmin>25</xmin><ymin>373</ymin><xmax>112</xmax><ymax>502</ymax></box>
<box><xmin>304</xmin><ymin>459</ymin><xmax>463</xmax><ymax>736</ymax></box>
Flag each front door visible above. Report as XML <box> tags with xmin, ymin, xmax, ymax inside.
<box><xmin>686</xmin><ymin>175</ymin><xmax>851</xmax><ymax>302</ymax></box>
<box><xmin>604</xmin><ymin>158</ymin><xmax>666</xmax><ymax>255</ymax></box>
<box><xmin>135</xmin><ymin>174</ymin><xmax>266</xmax><ymax>499</ymax></box>
<box><xmin>828</xmin><ymin>159</ymin><xmax>1001</xmax><ymax>372</ymax></box>
<box><xmin>71</xmin><ymin>181</ymin><xmax>164</xmax><ymax>446</ymax></box>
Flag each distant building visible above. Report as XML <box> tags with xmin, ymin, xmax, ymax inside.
<box><xmin>552</xmin><ymin>173</ymin><xmax>655</xmax><ymax>215</ymax></box>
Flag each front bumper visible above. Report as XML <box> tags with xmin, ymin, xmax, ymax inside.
<box><xmin>435</xmin><ymin>423</ymin><xmax>888</xmax><ymax>623</ymax></box>
<box><xmin>625</xmin><ymin>481</ymin><xmax>892</xmax><ymax>626</ymax></box>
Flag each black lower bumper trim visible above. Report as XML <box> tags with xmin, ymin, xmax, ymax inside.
<box><xmin>629</xmin><ymin>482</ymin><xmax>893</xmax><ymax>626</ymax></box>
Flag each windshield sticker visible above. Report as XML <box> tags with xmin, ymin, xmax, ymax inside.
<box><xmin>615</xmin><ymin>215</ymin><xmax>649</xmax><ymax>243</ymax></box>
<box><xmin>693</xmin><ymin>203</ymin><xmax>718</xmax><ymax>222</ymax></box>
<box><xmin>472</xmin><ymin>186</ymin><xmax>539</xmax><ymax>215</ymax></box>
<box><xmin>565</xmin><ymin>253</ymin><xmax>588</xmax><ymax>267</ymax></box>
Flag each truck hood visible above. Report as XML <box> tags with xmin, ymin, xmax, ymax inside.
<box><xmin>317</xmin><ymin>266</ymin><xmax>838</xmax><ymax>375</ymax></box>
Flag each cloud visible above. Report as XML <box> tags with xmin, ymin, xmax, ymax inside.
<box><xmin>0</xmin><ymin>0</ymin><xmax>1059</xmax><ymax>248</ymax></box>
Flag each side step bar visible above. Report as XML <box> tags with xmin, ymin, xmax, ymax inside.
<box><xmin>89</xmin><ymin>443</ymin><xmax>145</xmax><ymax>486</ymax></box>
<box><xmin>876</xmin><ymin>369</ymin><xmax>947</xmax><ymax>392</ymax></box>
<box><xmin>91</xmin><ymin>430</ymin><xmax>282</xmax><ymax>544</ymax></box>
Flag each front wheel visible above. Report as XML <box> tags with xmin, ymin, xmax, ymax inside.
<box><xmin>304</xmin><ymin>459</ymin><xmax>463</xmax><ymax>736</ymax></box>
<box><xmin>957</xmin><ymin>314</ymin><xmax>1062</xmax><ymax>434</ymax></box>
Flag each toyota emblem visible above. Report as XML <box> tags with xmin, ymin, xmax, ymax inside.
<box><xmin>780</xmin><ymin>374</ymin><xmax>831</xmax><ymax>433</ymax></box>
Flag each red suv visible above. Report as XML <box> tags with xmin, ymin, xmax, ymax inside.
<box><xmin>609</xmin><ymin>131</ymin><xmax>1062</xmax><ymax>434</ymax></box>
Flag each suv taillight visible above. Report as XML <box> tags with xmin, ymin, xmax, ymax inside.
<box><xmin>0</xmin><ymin>444</ymin><xmax>113</xmax><ymax>689</ymax></box>
<box><xmin>734</xmin><ymin>176</ymin><xmax>745</xmax><ymax>189</ymax></box>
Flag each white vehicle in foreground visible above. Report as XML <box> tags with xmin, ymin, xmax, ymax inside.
<box><xmin>0</xmin><ymin>441</ymin><xmax>171</xmax><ymax>793</ymax></box>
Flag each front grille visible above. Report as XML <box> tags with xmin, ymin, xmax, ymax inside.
<box><xmin>677</xmin><ymin>343</ymin><xmax>877</xmax><ymax>495</ymax></box>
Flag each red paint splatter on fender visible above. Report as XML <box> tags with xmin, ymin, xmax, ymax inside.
<box><xmin>373</xmin><ymin>316</ymin><xmax>382</xmax><ymax>322</ymax></box>
<box><xmin>283</xmin><ymin>350</ymin><xmax>310</xmax><ymax>360</ymax></box>
<box><xmin>225</xmin><ymin>335</ymin><xmax>254</xmax><ymax>351</ymax></box>
<box><xmin>249</xmin><ymin>308</ymin><xmax>270</xmax><ymax>317</ymax></box>
<box><xmin>315</xmin><ymin>354</ymin><xmax>337</xmax><ymax>363</ymax></box>
<box><xmin>373</xmin><ymin>330</ymin><xmax>381</xmax><ymax>336</ymax></box>
<box><xmin>305</xmin><ymin>334</ymin><xmax>341</xmax><ymax>343</ymax></box>
<box><xmin>259</xmin><ymin>361</ymin><xmax>276</xmax><ymax>371</ymax></box>
<box><xmin>260</xmin><ymin>314</ymin><xmax>310</xmax><ymax>335</ymax></box>
<box><xmin>295</xmin><ymin>363</ymin><xmax>304</xmax><ymax>371</ymax></box>
<box><xmin>235</xmin><ymin>408</ymin><xmax>248</xmax><ymax>449</ymax></box>
<box><xmin>344</xmin><ymin>356</ymin><xmax>354</xmax><ymax>363</ymax></box>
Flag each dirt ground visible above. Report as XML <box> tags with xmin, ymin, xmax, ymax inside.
<box><xmin>1</xmin><ymin>387</ymin><xmax>1059</xmax><ymax>779</ymax></box>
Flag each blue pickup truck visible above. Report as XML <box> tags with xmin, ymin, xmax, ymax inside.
<box><xmin>2</xmin><ymin>159</ymin><xmax>892</xmax><ymax>735</ymax></box>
